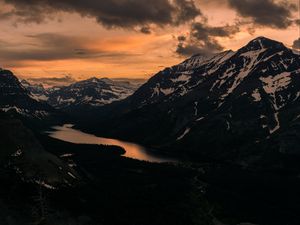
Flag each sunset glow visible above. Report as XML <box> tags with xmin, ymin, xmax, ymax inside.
<box><xmin>0</xmin><ymin>0</ymin><xmax>299</xmax><ymax>84</ymax></box>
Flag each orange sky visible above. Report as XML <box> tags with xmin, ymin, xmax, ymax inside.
<box><xmin>0</xmin><ymin>0</ymin><xmax>299</xmax><ymax>83</ymax></box>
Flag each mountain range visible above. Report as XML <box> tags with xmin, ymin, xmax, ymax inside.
<box><xmin>21</xmin><ymin>77</ymin><xmax>144</xmax><ymax>109</ymax></box>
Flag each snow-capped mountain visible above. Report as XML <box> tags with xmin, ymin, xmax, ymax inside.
<box><xmin>0</xmin><ymin>69</ymin><xmax>54</xmax><ymax>119</ymax></box>
<box><xmin>47</xmin><ymin>77</ymin><xmax>143</xmax><ymax>109</ymax></box>
<box><xmin>20</xmin><ymin>79</ymin><xmax>49</xmax><ymax>101</ymax></box>
<box><xmin>91</xmin><ymin>37</ymin><xmax>300</xmax><ymax>165</ymax></box>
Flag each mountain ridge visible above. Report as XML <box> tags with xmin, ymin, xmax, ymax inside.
<box><xmin>21</xmin><ymin>76</ymin><xmax>145</xmax><ymax>109</ymax></box>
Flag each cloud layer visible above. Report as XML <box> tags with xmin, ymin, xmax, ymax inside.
<box><xmin>3</xmin><ymin>0</ymin><xmax>200</xmax><ymax>29</ymax></box>
<box><xmin>228</xmin><ymin>0</ymin><xmax>296</xmax><ymax>29</ymax></box>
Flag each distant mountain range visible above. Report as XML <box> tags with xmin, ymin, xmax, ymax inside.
<box><xmin>85</xmin><ymin>37</ymin><xmax>300</xmax><ymax>166</ymax></box>
<box><xmin>21</xmin><ymin>77</ymin><xmax>145</xmax><ymax>109</ymax></box>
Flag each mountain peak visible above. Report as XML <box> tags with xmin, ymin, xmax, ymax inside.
<box><xmin>84</xmin><ymin>77</ymin><xmax>113</xmax><ymax>84</ymax></box>
<box><xmin>0</xmin><ymin>69</ymin><xmax>21</xmax><ymax>86</ymax></box>
<box><xmin>87</xmin><ymin>77</ymin><xmax>99</xmax><ymax>82</ymax></box>
<box><xmin>0</xmin><ymin>69</ymin><xmax>14</xmax><ymax>78</ymax></box>
<box><xmin>178</xmin><ymin>50</ymin><xmax>234</xmax><ymax>71</ymax></box>
<box><xmin>242</xmin><ymin>36</ymin><xmax>285</xmax><ymax>52</ymax></box>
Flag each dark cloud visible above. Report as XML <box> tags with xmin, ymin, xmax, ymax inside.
<box><xmin>227</xmin><ymin>0</ymin><xmax>296</xmax><ymax>29</ymax></box>
<box><xmin>173</xmin><ymin>0</ymin><xmax>202</xmax><ymax>24</ymax></box>
<box><xmin>3</xmin><ymin>0</ymin><xmax>201</xmax><ymax>29</ymax></box>
<box><xmin>191</xmin><ymin>22</ymin><xmax>239</xmax><ymax>40</ymax></box>
<box><xmin>293</xmin><ymin>38</ymin><xmax>300</xmax><ymax>50</ymax></box>
<box><xmin>176</xmin><ymin>42</ymin><xmax>214</xmax><ymax>56</ymax></box>
<box><xmin>140</xmin><ymin>26</ymin><xmax>152</xmax><ymax>34</ymax></box>
<box><xmin>176</xmin><ymin>22</ymin><xmax>239</xmax><ymax>56</ymax></box>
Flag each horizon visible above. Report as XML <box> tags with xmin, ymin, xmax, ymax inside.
<box><xmin>0</xmin><ymin>0</ymin><xmax>299</xmax><ymax>86</ymax></box>
<box><xmin>19</xmin><ymin>74</ymin><xmax>148</xmax><ymax>88</ymax></box>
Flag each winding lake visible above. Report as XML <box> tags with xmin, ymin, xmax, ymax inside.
<box><xmin>48</xmin><ymin>124</ymin><xmax>177</xmax><ymax>163</ymax></box>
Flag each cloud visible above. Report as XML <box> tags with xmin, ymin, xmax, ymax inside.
<box><xmin>0</xmin><ymin>33</ymin><xmax>88</xmax><ymax>61</ymax></box>
<box><xmin>292</xmin><ymin>38</ymin><xmax>300</xmax><ymax>50</ymax></box>
<box><xmin>3</xmin><ymin>0</ymin><xmax>201</xmax><ymax>30</ymax></box>
<box><xmin>26</xmin><ymin>75</ymin><xmax>76</xmax><ymax>87</ymax></box>
<box><xmin>140</xmin><ymin>26</ymin><xmax>152</xmax><ymax>34</ymax></box>
<box><xmin>173</xmin><ymin>0</ymin><xmax>202</xmax><ymax>24</ymax></box>
<box><xmin>175</xmin><ymin>0</ymin><xmax>297</xmax><ymax>57</ymax></box>
<box><xmin>0</xmin><ymin>33</ymin><xmax>139</xmax><ymax>63</ymax></box>
<box><xmin>176</xmin><ymin>42</ymin><xmax>214</xmax><ymax>56</ymax></box>
<box><xmin>176</xmin><ymin>21</ymin><xmax>239</xmax><ymax>56</ymax></box>
<box><xmin>227</xmin><ymin>0</ymin><xmax>296</xmax><ymax>29</ymax></box>
<box><xmin>191</xmin><ymin>22</ymin><xmax>239</xmax><ymax>40</ymax></box>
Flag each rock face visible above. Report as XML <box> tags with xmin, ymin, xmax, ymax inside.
<box><xmin>93</xmin><ymin>37</ymin><xmax>300</xmax><ymax>165</ymax></box>
<box><xmin>0</xmin><ymin>69</ymin><xmax>54</xmax><ymax>119</ymax></box>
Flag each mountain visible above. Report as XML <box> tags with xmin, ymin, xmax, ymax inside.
<box><xmin>47</xmin><ymin>77</ymin><xmax>143</xmax><ymax>109</ymax></box>
<box><xmin>20</xmin><ymin>79</ymin><xmax>49</xmax><ymax>101</ymax></box>
<box><xmin>89</xmin><ymin>37</ymin><xmax>300</xmax><ymax>166</ymax></box>
<box><xmin>21</xmin><ymin>77</ymin><xmax>144</xmax><ymax>110</ymax></box>
<box><xmin>0</xmin><ymin>69</ymin><xmax>55</xmax><ymax>119</ymax></box>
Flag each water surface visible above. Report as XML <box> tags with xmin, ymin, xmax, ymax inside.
<box><xmin>48</xmin><ymin>124</ymin><xmax>176</xmax><ymax>163</ymax></box>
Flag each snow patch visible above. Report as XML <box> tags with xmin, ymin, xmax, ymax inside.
<box><xmin>260</xmin><ymin>72</ymin><xmax>291</xmax><ymax>95</ymax></box>
<box><xmin>194</xmin><ymin>101</ymin><xmax>198</xmax><ymax>116</ymax></box>
<box><xmin>177</xmin><ymin>128</ymin><xmax>191</xmax><ymax>140</ymax></box>
<box><xmin>160</xmin><ymin>88</ymin><xmax>175</xmax><ymax>95</ymax></box>
<box><xmin>11</xmin><ymin>149</ymin><xmax>23</xmax><ymax>157</ymax></box>
<box><xmin>35</xmin><ymin>180</ymin><xmax>57</xmax><ymax>190</ymax></box>
<box><xmin>252</xmin><ymin>89</ymin><xmax>261</xmax><ymax>102</ymax></box>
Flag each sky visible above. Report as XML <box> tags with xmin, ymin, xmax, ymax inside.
<box><xmin>0</xmin><ymin>0</ymin><xmax>299</xmax><ymax>85</ymax></box>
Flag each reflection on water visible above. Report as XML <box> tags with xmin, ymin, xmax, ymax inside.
<box><xmin>48</xmin><ymin>124</ymin><xmax>176</xmax><ymax>163</ymax></box>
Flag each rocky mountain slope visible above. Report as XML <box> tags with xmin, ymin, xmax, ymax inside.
<box><xmin>89</xmin><ymin>37</ymin><xmax>300</xmax><ymax>165</ymax></box>
<box><xmin>0</xmin><ymin>69</ymin><xmax>56</xmax><ymax>119</ymax></box>
<box><xmin>20</xmin><ymin>79</ymin><xmax>49</xmax><ymax>102</ymax></box>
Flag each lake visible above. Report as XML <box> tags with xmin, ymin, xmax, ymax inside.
<box><xmin>48</xmin><ymin>124</ymin><xmax>177</xmax><ymax>163</ymax></box>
